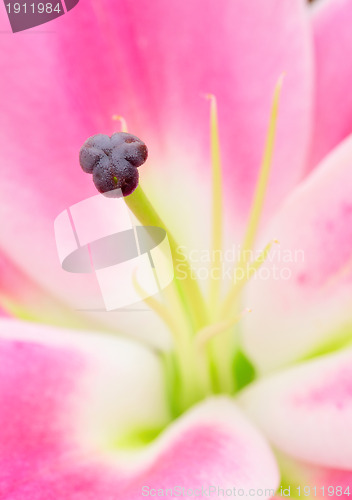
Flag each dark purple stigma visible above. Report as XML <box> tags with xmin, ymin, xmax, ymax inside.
<box><xmin>79</xmin><ymin>132</ymin><xmax>148</xmax><ymax>197</ymax></box>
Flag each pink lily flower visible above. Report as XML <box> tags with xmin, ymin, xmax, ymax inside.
<box><xmin>0</xmin><ymin>0</ymin><xmax>352</xmax><ymax>497</ymax></box>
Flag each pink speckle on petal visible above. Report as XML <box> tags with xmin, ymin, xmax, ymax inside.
<box><xmin>293</xmin><ymin>364</ymin><xmax>352</xmax><ymax>410</ymax></box>
<box><xmin>296</xmin><ymin>272</ymin><xmax>309</xmax><ymax>286</ymax></box>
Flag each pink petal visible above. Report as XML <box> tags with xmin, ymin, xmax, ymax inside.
<box><xmin>240</xmin><ymin>349</ymin><xmax>352</xmax><ymax>470</ymax></box>
<box><xmin>308</xmin><ymin>0</ymin><xmax>352</xmax><ymax>170</ymax></box>
<box><xmin>0</xmin><ymin>319</ymin><xmax>168</xmax><ymax>497</ymax></box>
<box><xmin>0</xmin><ymin>307</ymin><xmax>9</xmax><ymax>318</ymax></box>
<box><xmin>313</xmin><ymin>465</ymin><xmax>352</xmax><ymax>499</ymax></box>
<box><xmin>270</xmin><ymin>454</ymin><xmax>352</xmax><ymax>500</ymax></box>
<box><xmin>0</xmin><ymin>320</ymin><xmax>279</xmax><ymax>498</ymax></box>
<box><xmin>0</xmin><ymin>240</ymin><xmax>172</xmax><ymax>349</ymax></box>
<box><xmin>0</xmin><ymin>251</ymin><xmax>92</xmax><ymax>328</ymax></box>
<box><xmin>0</xmin><ymin>0</ymin><xmax>313</xmax><ymax>318</ymax></box>
<box><xmin>242</xmin><ymin>134</ymin><xmax>352</xmax><ymax>373</ymax></box>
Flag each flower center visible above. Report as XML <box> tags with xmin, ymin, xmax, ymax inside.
<box><xmin>119</xmin><ymin>76</ymin><xmax>283</xmax><ymax>419</ymax></box>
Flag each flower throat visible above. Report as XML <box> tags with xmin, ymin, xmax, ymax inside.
<box><xmin>82</xmin><ymin>75</ymin><xmax>284</xmax><ymax>419</ymax></box>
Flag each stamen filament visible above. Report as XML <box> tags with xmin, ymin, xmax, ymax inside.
<box><xmin>133</xmin><ymin>271</ymin><xmax>200</xmax><ymax>410</ymax></box>
<box><xmin>132</xmin><ymin>270</ymin><xmax>179</xmax><ymax>339</ymax></box>
<box><xmin>221</xmin><ymin>239</ymin><xmax>279</xmax><ymax>318</ymax></box>
<box><xmin>206</xmin><ymin>94</ymin><xmax>223</xmax><ymax>314</ymax></box>
<box><xmin>208</xmin><ymin>78</ymin><xmax>283</xmax><ymax>396</ymax></box>
<box><xmin>240</xmin><ymin>74</ymin><xmax>284</xmax><ymax>264</ymax></box>
<box><xmin>196</xmin><ymin>307</ymin><xmax>252</xmax><ymax>348</ymax></box>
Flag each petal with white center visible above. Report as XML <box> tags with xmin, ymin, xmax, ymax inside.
<box><xmin>240</xmin><ymin>349</ymin><xmax>352</xmax><ymax>470</ymax></box>
<box><xmin>242</xmin><ymin>134</ymin><xmax>352</xmax><ymax>372</ymax></box>
<box><xmin>0</xmin><ymin>319</ymin><xmax>279</xmax><ymax>498</ymax></box>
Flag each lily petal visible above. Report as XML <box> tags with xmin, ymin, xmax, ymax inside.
<box><xmin>309</xmin><ymin>0</ymin><xmax>352</xmax><ymax>169</ymax></box>
<box><xmin>0</xmin><ymin>307</ymin><xmax>9</xmax><ymax>318</ymax></box>
<box><xmin>311</xmin><ymin>465</ymin><xmax>352</xmax><ymax>498</ymax></box>
<box><xmin>0</xmin><ymin>251</ymin><xmax>99</xmax><ymax>329</ymax></box>
<box><xmin>268</xmin><ymin>452</ymin><xmax>352</xmax><ymax>500</ymax></box>
<box><xmin>0</xmin><ymin>319</ymin><xmax>279</xmax><ymax>498</ymax></box>
<box><xmin>0</xmin><ymin>319</ymin><xmax>169</xmax><ymax>449</ymax></box>
<box><xmin>0</xmin><ymin>0</ymin><xmax>313</xmax><ymax>319</ymax></box>
<box><xmin>242</xmin><ymin>134</ymin><xmax>352</xmax><ymax>373</ymax></box>
<box><xmin>240</xmin><ymin>349</ymin><xmax>352</xmax><ymax>470</ymax></box>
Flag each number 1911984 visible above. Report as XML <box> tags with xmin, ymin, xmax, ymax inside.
<box><xmin>296</xmin><ymin>486</ymin><xmax>351</xmax><ymax>496</ymax></box>
<box><xmin>6</xmin><ymin>3</ymin><xmax>62</xmax><ymax>14</ymax></box>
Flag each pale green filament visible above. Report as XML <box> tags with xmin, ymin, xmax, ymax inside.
<box><xmin>196</xmin><ymin>308</ymin><xmax>252</xmax><ymax>348</ymax></box>
<box><xmin>206</xmin><ymin>77</ymin><xmax>283</xmax><ymax>396</ymax></box>
<box><xmin>132</xmin><ymin>270</ymin><xmax>203</xmax><ymax>409</ymax></box>
<box><xmin>218</xmin><ymin>75</ymin><xmax>284</xmax><ymax>322</ymax></box>
<box><xmin>240</xmin><ymin>74</ymin><xmax>284</xmax><ymax>264</ymax></box>
<box><xmin>132</xmin><ymin>269</ymin><xmax>181</xmax><ymax>340</ymax></box>
<box><xmin>207</xmin><ymin>94</ymin><xmax>223</xmax><ymax>316</ymax></box>
<box><xmin>221</xmin><ymin>239</ymin><xmax>279</xmax><ymax>319</ymax></box>
<box><xmin>197</xmin><ymin>308</ymin><xmax>252</xmax><ymax>395</ymax></box>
